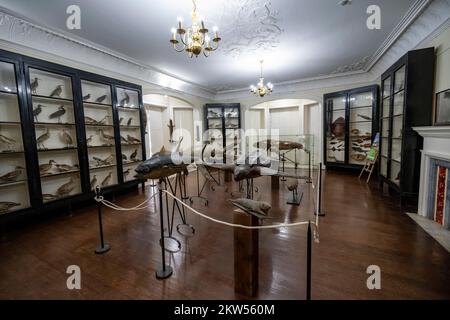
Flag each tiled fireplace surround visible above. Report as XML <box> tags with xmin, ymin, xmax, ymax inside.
<box><xmin>414</xmin><ymin>126</ymin><xmax>450</xmax><ymax>230</ymax></box>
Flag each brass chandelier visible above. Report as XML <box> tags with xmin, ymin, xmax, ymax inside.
<box><xmin>170</xmin><ymin>0</ymin><xmax>221</xmax><ymax>58</ymax></box>
<box><xmin>250</xmin><ymin>60</ymin><xmax>274</xmax><ymax>97</ymax></box>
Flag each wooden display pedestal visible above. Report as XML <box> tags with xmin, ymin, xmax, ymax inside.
<box><xmin>233</xmin><ymin>211</ymin><xmax>259</xmax><ymax>297</ymax></box>
<box><xmin>271</xmin><ymin>176</ymin><xmax>279</xmax><ymax>189</ymax></box>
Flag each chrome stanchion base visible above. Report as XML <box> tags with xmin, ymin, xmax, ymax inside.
<box><xmin>156</xmin><ymin>265</ymin><xmax>173</xmax><ymax>279</ymax></box>
<box><xmin>95</xmin><ymin>244</ymin><xmax>111</xmax><ymax>254</ymax></box>
<box><xmin>177</xmin><ymin>223</ymin><xmax>195</xmax><ymax>237</ymax></box>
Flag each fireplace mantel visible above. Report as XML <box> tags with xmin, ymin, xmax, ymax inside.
<box><xmin>414</xmin><ymin>126</ymin><xmax>450</xmax><ymax>223</ymax></box>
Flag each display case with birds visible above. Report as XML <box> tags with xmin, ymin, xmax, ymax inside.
<box><xmin>126</xmin><ymin>134</ymin><xmax>140</xmax><ymax>144</ymax></box>
<box><xmin>0</xmin><ymin>201</ymin><xmax>21</xmax><ymax>214</ymax></box>
<box><xmin>130</xmin><ymin>148</ymin><xmax>138</xmax><ymax>161</ymax></box>
<box><xmin>127</xmin><ymin>117</ymin><xmax>133</xmax><ymax>126</ymax></box>
<box><xmin>36</xmin><ymin>128</ymin><xmax>50</xmax><ymax>150</ymax></box>
<box><xmin>0</xmin><ymin>133</ymin><xmax>16</xmax><ymax>152</ymax></box>
<box><xmin>101</xmin><ymin>172</ymin><xmax>112</xmax><ymax>187</ymax></box>
<box><xmin>30</xmin><ymin>77</ymin><xmax>40</xmax><ymax>94</ymax></box>
<box><xmin>48</xmin><ymin>105</ymin><xmax>66</xmax><ymax>123</ymax></box>
<box><xmin>56</xmin><ymin>176</ymin><xmax>76</xmax><ymax>198</ymax></box>
<box><xmin>33</xmin><ymin>104</ymin><xmax>45</xmax><ymax>122</ymax></box>
<box><xmin>119</xmin><ymin>92</ymin><xmax>130</xmax><ymax>106</ymax></box>
<box><xmin>0</xmin><ymin>166</ymin><xmax>25</xmax><ymax>184</ymax></box>
<box><xmin>98</xmin><ymin>129</ymin><xmax>114</xmax><ymax>145</ymax></box>
<box><xmin>95</xmin><ymin>94</ymin><xmax>107</xmax><ymax>104</ymax></box>
<box><xmin>90</xmin><ymin>175</ymin><xmax>98</xmax><ymax>190</ymax></box>
<box><xmin>60</xmin><ymin>129</ymin><xmax>73</xmax><ymax>149</ymax></box>
<box><xmin>49</xmin><ymin>85</ymin><xmax>63</xmax><ymax>98</ymax></box>
<box><xmin>123</xmin><ymin>168</ymin><xmax>131</xmax><ymax>180</ymax></box>
<box><xmin>39</xmin><ymin>160</ymin><xmax>56</xmax><ymax>175</ymax></box>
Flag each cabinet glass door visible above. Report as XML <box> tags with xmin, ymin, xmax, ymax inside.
<box><xmin>116</xmin><ymin>87</ymin><xmax>143</xmax><ymax>182</ymax></box>
<box><xmin>0</xmin><ymin>61</ymin><xmax>31</xmax><ymax>214</ymax></box>
<box><xmin>81</xmin><ymin>80</ymin><xmax>118</xmax><ymax>190</ymax></box>
<box><xmin>348</xmin><ymin>91</ymin><xmax>374</xmax><ymax>165</ymax></box>
<box><xmin>325</xmin><ymin>96</ymin><xmax>346</xmax><ymax>163</ymax></box>
<box><xmin>380</xmin><ymin>76</ymin><xmax>391</xmax><ymax>178</ymax></box>
<box><xmin>29</xmin><ymin>68</ymin><xmax>81</xmax><ymax>203</ymax></box>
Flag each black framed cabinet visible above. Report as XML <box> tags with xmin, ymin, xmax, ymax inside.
<box><xmin>379</xmin><ymin>47</ymin><xmax>435</xmax><ymax>205</ymax></box>
<box><xmin>204</xmin><ymin>103</ymin><xmax>241</xmax><ymax>163</ymax></box>
<box><xmin>0</xmin><ymin>48</ymin><xmax>146</xmax><ymax>224</ymax></box>
<box><xmin>324</xmin><ymin>85</ymin><xmax>379</xmax><ymax>169</ymax></box>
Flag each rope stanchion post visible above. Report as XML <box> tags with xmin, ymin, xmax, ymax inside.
<box><xmin>94</xmin><ymin>186</ymin><xmax>110</xmax><ymax>254</ymax></box>
<box><xmin>314</xmin><ymin>162</ymin><xmax>325</xmax><ymax>217</ymax></box>
<box><xmin>156</xmin><ymin>181</ymin><xmax>173</xmax><ymax>279</ymax></box>
<box><xmin>306</xmin><ymin>220</ymin><xmax>312</xmax><ymax>300</ymax></box>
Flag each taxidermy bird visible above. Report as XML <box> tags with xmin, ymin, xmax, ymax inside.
<box><xmin>127</xmin><ymin>117</ymin><xmax>133</xmax><ymax>126</ymax></box>
<box><xmin>83</xmin><ymin>93</ymin><xmax>91</xmax><ymax>101</ymax></box>
<box><xmin>49</xmin><ymin>105</ymin><xmax>66</xmax><ymax>123</ymax></box>
<box><xmin>86</xmin><ymin>135</ymin><xmax>93</xmax><ymax>146</ymax></box>
<box><xmin>49</xmin><ymin>85</ymin><xmax>63</xmax><ymax>98</ymax></box>
<box><xmin>0</xmin><ymin>133</ymin><xmax>16</xmax><ymax>151</ymax></box>
<box><xmin>95</xmin><ymin>94</ymin><xmax>107</xmax><ymax>103</ymax></box>
<box><xmin>56</xmin><ymin>176</ymin><xmax>76</xmax><ymax>198</ymax></box>
<box><xmin>123</xmin><ymin>168</ymin><xmax>131</xmax><ymax>180</ymax></box>
<box><xmin>122</xmin><ymin>153</ymin><xmax>127</xmax><ymax>161</ymax></box>
<box><xmin>39</xmin><ymin>160</ymin><xmax>56</xmax><ymax>174</ymax></box>
<box><xmin>119</xmin><ymin>117</ymin><xmax>124</xmax><ymax>125</ymax></box>
<box><xmin>98</xmin><ymin>129</ymin><xmax>114</xmax><ymax>142</ymax></box>
<box><xmin>42</xmin><ymin>194</ymin><xmax>58</xmax><ymax>202</ymax></box>
<box><xmin>101</xmin><ymin>172</ymin><xmax>112</xmax><ymax>187</ymax></box>
<box><xmin>0</xmin><ymin>166</ymin><xmax>25</xmax><ymax>183</ymax></box>
<box><xmin>120</xmin><ymin>135</ymin><xmax>128</xmax><ymax>143</ymax></box>
<box><xmin>120</xmin><ymin>92</ymin><xmax>130</xmax><ymax>106</ymax></box>
<box><xmin>30</xmin><ymin>77</ymin><xmax>39</xmax><ymax>94</ymax></box>
<box><xmin>60</xmin><ymin>129</ymin><xmax>73</xmax><ymax>148</ymax></box>
<box><xmin>130</xmin><ymin>149</ymin><xmax>138</xmax><ymax>161</ymax></box>
<box><xmin>229</xmin><ymin>198</ymin><xmax>272</xmax><ymax>220</ymax></box>
<box><xmin>98</xmin><ymin>115</ymin><xmax>109</xmax><ymax>125</ymax></box>
<box><xmin>36</xmin><ymin>129</ymin><xmax>50</xmax><ymax>150</ymax></box>
<box><xmin>127</xmin><ymin>135</ymin><xmax>140</xmax><ymax>143</ymax></box>
<box><xmin>90</xmin><ymin>175</ymin><xmax>97</xmax><ymax>189</ymax></box>
<box><xmin>55</xmin><ymin>163</ymin><xmax>77</xmax><ymax>172</ymax></box>
<box><xmin>0</xmin><ymin>202</ymin><xmax>21</xmax><ymax>214</ymax></box>
<box><xmin>33</xmin><ymin>104</ymin><xmax>45</xmax><ymax>122</ymax></box>
<box><xmin>84</xmin><ymin>116</ymin><xmax>98</xmax><ymax>125</ymax></box>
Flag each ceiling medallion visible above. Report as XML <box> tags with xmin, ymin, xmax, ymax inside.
<box><xmin>250</xmin><ymin>60</ymin><xmax>273</xmax><ymax>97</ymax></box>
<box><xmin>170</xmin><ymin>0</ymin><xmax>221</xmax><ymax>58</ymax></box>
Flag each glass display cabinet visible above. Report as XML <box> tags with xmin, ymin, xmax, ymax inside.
<box><xmin>116</xmin><ymin>87</ymin><xmax>144</xmax><ymax>183</ymax></box>
<box><xmin>324</xmin><ymin>85</ymin><xmax>378</xmax><ymax>169</ymax></box>
<box><xmin>81</xmin><ymin>80</ymin><xmax>118</xmax><ymax>190</ymax></box>
<box><xmin>204</xmin><ymin>103</ymin><xmax>241</xmax><ymax>164</ymax></box>
<box><xmin>0</xmin><ymin>60</ymin><xmax>31</xmax><ymax>214</ymax></box>
<box><xmin>379</xmin><ymin>47</ymin><xmax>435</xmax><ymax>205</ymax></box>
<box><xmin>28</xmin><ymin>68</ymin><xmax>82</xmax><ymax>203</ymax></box>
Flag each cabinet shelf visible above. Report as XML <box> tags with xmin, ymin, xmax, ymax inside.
<box><xmin>119</xmin><ymin>125</ymin><xmax>141</xmax><ymax>129</ymax></box>
<box><xmin>90</xmin><ymin>164</ymin><xmax>117</xmax><ymax>170</ymax></box>
<box><xmin>0</xmin><ymin>121</ymin><xmax>21</xmax><ymax>125</ymax></box>
<box><xmin>87</xmin><ymin>144</ymin><xmax>115</xmax><ymax>149</ymax></box>
<box><xmin>82</xmin><ymin>101</ymin><xmax>111</xmax><ymax>107</ymax></box>
<box><xmin>121</xmin><ymin>142</ymin><xmax>142</xmax><ymax>146</ymax></box>
<box><xmin>34</xmin><ymin>122</ymin><xmax>76</xmax><ymax>126</ymax></box>
<box><xmin>0</xmin><ymin>89</ymin><xmax>17</xmax><ymax>95</ymax></box>
<box><xmin>0</xmin><ymin>180</ymin><xmax>27</xmax><ymax>187</ymax></box>
<box><xmin>31</xmin><ymin>94</ymin><xmax>73</xmax><ymax>103</ymax></box>
<box><xmin>123</xmin><ymin>160</ymin><xmax>142</xmax><ymax>165</ymax></box>
<box><xmin>0</xmin><ymin>150</ymin><xmax>24</xmax><ymax>155</ymax></box>
<box><xmin>37</xmin><ymin>147</ymin><xmax>78</xmax><ymax>152</ymax></box>
<box><xmin>85</xmin><ymin>124</ymin><xmax>113</xmax><ymax>128</ymax></box>
<box><xmin>41</xmin><ymin>169</ymin><xmax>80</xmax><ymax>178</ymax></box>
<box><xmin>117</xmin><ymin>106</ymin><xmax>139</xmax><ymax>110</ymax></box>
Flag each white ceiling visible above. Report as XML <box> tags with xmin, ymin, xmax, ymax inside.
<box><xmin>0</xmin><ymin>0</ymin><xmax>415</xmax><ymax>92</ymax></box>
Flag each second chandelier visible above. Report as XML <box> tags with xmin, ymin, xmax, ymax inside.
<box><xmin>250</xmin><ymin>60</ymin><xmax>274</xmax><ymax>97</ymax></box>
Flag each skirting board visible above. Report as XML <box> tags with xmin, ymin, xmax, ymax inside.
<box><xmin>406</xmin><ymin>213</ymin><xmax>450</xmax><ymax>253</ymax></box>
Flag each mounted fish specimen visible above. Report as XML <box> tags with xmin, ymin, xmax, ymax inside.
<box><xmin>229</xmin><ymin>198</ymin><xmax>271</xmax><ymax>220</ymax></box>
<box><xmin>123</xmin><ymin>168</ymin><xmax>131</xmax><ymax>180</ymax></box>
<box><xmin>331</xmin><ymin>117</ymin><xmax>345</xmax><ymax>137</ymax></box>
<box><xmin>0</xmin><ymin>133</ymin><xmax>16</xmax><ymax>151</ymax></box>
<box><xmin>357</xmin><ymin>114</ymin><xmax>371</xmax><ymax>121</ymax></box>
<box><xmin>90</xmin><ymin>175</ymin><xmax>97</xmax><ymax>189</ymax></box>
<box><xmin>33</xmin><ymin>104</ymin><xmax>45</xmax><ymax>122</ymax></box>
<box><xmin>30</xmin><ymin>77</ymin><xmax>40</xmax><ymax>94</ymax></box>
<box><xmin>127</xmin><ymin>135</ymin><xmax>140</xmax><ymax>144</ymax></box>
<box><xmin>168</xmin><ymin>119</ymin><xmax>175</xmax><ymax>142</ymax></box>
<box><xmin>120</xmin><ymin>92</ymin><xmax>130</xmax><ymax>106</ymax></box>
<box><xmin>255</xmin><ymin>140</ymin><xmax>303</xmax><ymax>151</ymax></box>
<box><xmin>130</xmin><ymin>149</ymin><xmax>138</xmax><ymax>161</ymax></box>
<box><xmin>101</xmin><ymin>172</ymin><xmax>112</xmax><ymax>187</ymax></box>
<box><xmin>83</xmin><ymin>93</ymin><xmax>91</xmax><ymax>101</ymax></box>
<box><xmin>56</xmin><ymin>176</ymin><xmax>76</xmax><ymax>197</ymax></box>
<box><xmin>49</xmin><ymin>105</ymin><xmax>66</xmax><ymax>123</ymax></box>
<box><xmin>134</xmin><ymin>145</ymin><xmax>187</xmax><ymax>180</ymax></box>
<box><xmin>42</xmin><ymin>194</ymin><xmax>58</xmax><ymax>202</ymax></box>
<box><xmin>0</xmin><ymin>166</ymin><xmax>25</xmax><ymax>183</ymax></box>
<box><xmin>127</xmin><ymin>117</ymin><xmax>133</xmax><ymax>126</ymax></box>
<box><xmin>39</xmin><ymin>160</ymin><xmax>56</xmax><ymax>174</ymax></box>
<box><xmin>98</xmin><ymin>129</ymin><xmax>114</xmax><ymax>143</ymax></box>
<box><xmin>95</xmin><ymin>95</ymin><xmax>107</xmax><ymax>103</ymax></box>
<box><xmin>49</xmin><ymin>85</ymin><xmax>63</xmax><ymax>98</ymax></box>
<box><xmin>60</xmin><ymin>129</ymin><xmax>73</xmax><ymax>148</ymax></box>
<box><xmin>0</xmin><ymin>202</ymin><xmax>21</xmax><ymax>214</ymax></box>
<box><xmin>36</xmin><ymin>129</ymin><xmax>50</xmax><ymax>150</ymax></box>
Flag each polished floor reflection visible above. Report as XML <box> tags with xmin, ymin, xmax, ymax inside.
<box><xmin>0</xmin><ymin>169</ymin><xmax>449</xmax><ymax>299</ymax></box>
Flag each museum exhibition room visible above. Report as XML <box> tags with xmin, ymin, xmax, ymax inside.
<box><xmin>0</xmin><ymin>0</ymin><xmax>449</xmax><ymax>307</ymax></box>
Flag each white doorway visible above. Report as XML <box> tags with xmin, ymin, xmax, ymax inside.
<box><xmin>146</xmin><ymin>105</ymin><xmax>165</xmax><ymax>157</ymax></box>
<box><xmin>173</xmin><ymin>107</ymin><xmax>194</xmax><ymax>151</ymax></box>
